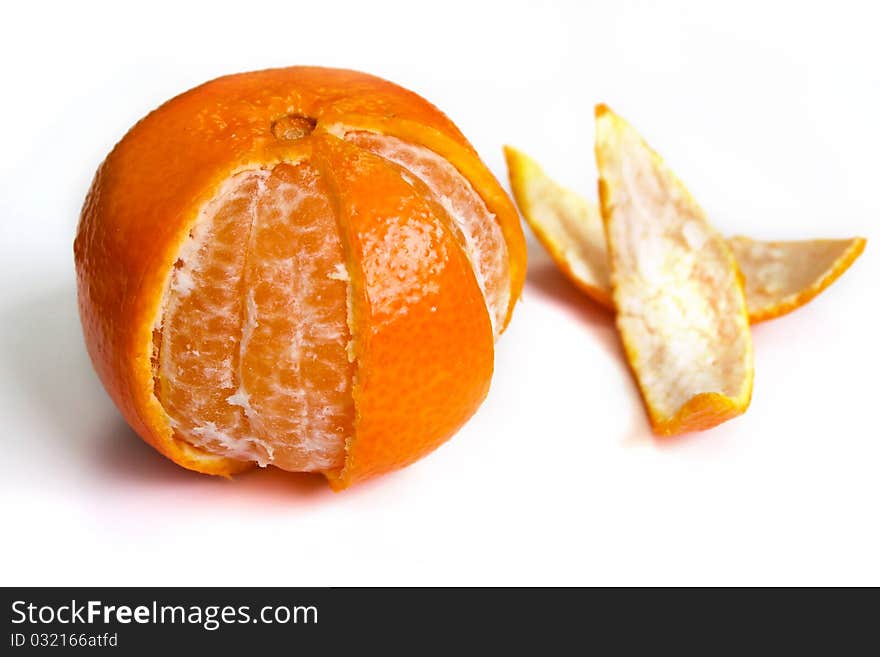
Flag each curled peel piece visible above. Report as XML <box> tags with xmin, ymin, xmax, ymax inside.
<box><xmin>505</xmin><ymin>146</ymin><xmax>866</xmax><ymax>323</ymax></box>
<box><xmin>504</xmin><ymin>145</ymin><xmax>612</xmax><ymax>306</ymax></box>
<box><xmin>595</xmin><ymin>105</ymin><xmax>754</xmax><ymax>435</ymax></box>
<box><xmin>727</xmin><ymin>236</ymin><xmax>866</xmax><ymax>323</ymax></box>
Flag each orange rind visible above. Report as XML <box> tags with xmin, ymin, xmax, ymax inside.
<box><xmin>504</xmin><ymin>145</ymin><xmax>612</xmax><ymax>306</ymax></box>
<box><xmin>727</xmin><ymin>236</ymin><xmax>866</xmax><ymax>323</ymax></box>
<box><xmin>594</xmin><ymin>105</ymin><xmax>754</xmax><ymax>435</ymax></box>
<box><xmin>506</xmin><ymin>146</ymin><xmax>865</xmax><ymax>323</ymax></box>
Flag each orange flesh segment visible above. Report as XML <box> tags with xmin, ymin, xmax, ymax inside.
<box><xmin>156</xmin><ymin>163</ymin><xmax>353</xmax><ymax>471</ymax></box>
<box><xmin>595</xmin><ymin>105</ymin><xmax>753</xmax><ymax>435</ymax></box>
<box><xmin>314</xmin><ymin>136</ymin><xmax>494</xmax><ymax>488</ymax></box>
<box><xmin>345</xmin><ymin>131</ymin><xmax>511</xmax><ymax>338</ymax></box>
<box><xmin>236</xmin><ymin>163</ymin><xmax>353</xmax><ymax>471</ymax></box>
<box><xmin>506</xmin><ymin>146</ymin><xmax>866</xmax><ymax>323</ymax></box>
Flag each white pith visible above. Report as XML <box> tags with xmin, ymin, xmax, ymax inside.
<box><xmin>727</xmin><ymin>236</ymin><xmax>863</xmax><ymax>313</ymax></box>
<box><xmin>597</xmin><ymin>112</ymin><xmax>752</xmax><ymax>422</ymax></box>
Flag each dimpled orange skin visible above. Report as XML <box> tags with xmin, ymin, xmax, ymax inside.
<box><xmin>75</xmin><ymin>67</ymin><xmax>526</xmax><ymax>488</ymax></box>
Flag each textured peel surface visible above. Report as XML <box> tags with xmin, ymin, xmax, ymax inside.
<box><xmin>157</xmin><ymin>171</ymin><xmax>270</xmax><ymax>463</ymax></box>
<box><xmin>506</xmin><ymin>146</ymin><xmax>865</xmax><ymax>323</ymax></box>
<box><xmin>595</xmin><ymin>106</ymin><xmax>753</xmax><ymax>434</ymax></box>
<box><xmin>314</xmin><ymin>136</ymin><xmax>495</xmax><ymax>488</ymax></box>
<box><xmin>346</xmin><ymin>131</ymin><xmax>510</xmax><ymax>337</ymax></box>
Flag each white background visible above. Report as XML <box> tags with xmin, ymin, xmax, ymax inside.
<box><xmin>2</xmin><ymin>0</ymin><xmax>878</xmax><ymax>586</ymax></box>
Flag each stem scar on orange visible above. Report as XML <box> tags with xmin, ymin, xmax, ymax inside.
<box><xmin>75</xmin><ymin>67</ymin><xmax>527</xmax><ymax>489</ymax></box>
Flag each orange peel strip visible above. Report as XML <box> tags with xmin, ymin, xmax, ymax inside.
<box><xmin>504</xmin><ymin>145</ymin><xmax>612</xmax><ymax>306</ymax></box>
<box><xmin>594</xmin><ymin>105</ymin><xmax>753</xmax><ymax>435</ymax></box>
<box><xmin>726</xmin><ymin>235</ymin><xmax>866</xmax><ymax>323</ymax></box>
<box><xmin>505</xmin><ymin>146</ymin><xmax>866</xmax><ymax>323</ymax></box>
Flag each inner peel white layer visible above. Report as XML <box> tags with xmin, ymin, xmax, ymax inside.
<box><xmin>597</xmin><ymin>113</ymin><xmax>752</xmax><ymax>421</ymax></box>
<box><xmin>235</xmin><ymin>166</ymin><xmax>354</xmax><ymax>470</ymax></box>
<box><xmin>158</xmin><ymin>171</ymin><xmax>274</xmax><ymax>465</ymax></box>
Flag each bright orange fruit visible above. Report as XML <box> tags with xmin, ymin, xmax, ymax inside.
<box><xmin>75</xmin><ymin>67</ymin><xmax>526</xmax><ymax>489</ymax></box>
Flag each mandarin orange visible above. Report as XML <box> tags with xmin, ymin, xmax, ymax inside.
<box><xmin>75</xmin><ymin>67</ymin><xmax>526</xmax><ymax>489</ymax></box>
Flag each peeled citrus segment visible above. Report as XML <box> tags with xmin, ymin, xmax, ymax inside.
<box><xmin>506</xmin><ymin>147</ymin><xmax>866</xmax><ymax>323</ymax></box>
<box><xmin>345</xmin><ymin>131</ymin><xmax>511</xmax><ymax>338</ymax></box>
<box><xmin>236</xmin><ymin>162</ymin><xmax>354</xmax><ymax>472</ymax></box>
<box><xmin>157</xmin><ymin>171</ymin><xmax>267</xmax><ymax>463</ymax></box>
<box><xmin>595</xmin><ymin>105</ymin><xmax>754</xmax><ymax>435</ymax></box>
<box><xmin>504</xmin><ymin>145</ymin><xmax>611</xmax><ymax>306</ymax></box>
<box><xmin>156</xmin><ymin>162</ymin><xmax>354</xmax><ymax>472</ymax></box>
<box><xmin>727</xmin><ymin>236</ymin><xmax>866</xmax><ymax>323</ymax></box>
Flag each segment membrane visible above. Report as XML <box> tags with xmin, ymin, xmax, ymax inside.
<box><xmin>155</xmin><ymin>163</ymin><xmax>353</xmax><ymax>471</ymax></box>
<box><xmin>237</xmin><ymin>163</ymin><xmax>353</xmax><ymax>471</ymax></box>
<box><xmin>158</xmin><ymin>172</ymin><xmax>271</xmax><ymax>463</ymax></box>
<box><xmin>727</xmin><ymin>236</ymin><xmax>866</xmax><ymax>321</ymax></box>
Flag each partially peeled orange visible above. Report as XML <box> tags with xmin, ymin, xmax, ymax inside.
<box><xmin>595</xmin><ymin>105</ymin><xmax>754</xmax><ymax>435</ymax></box>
